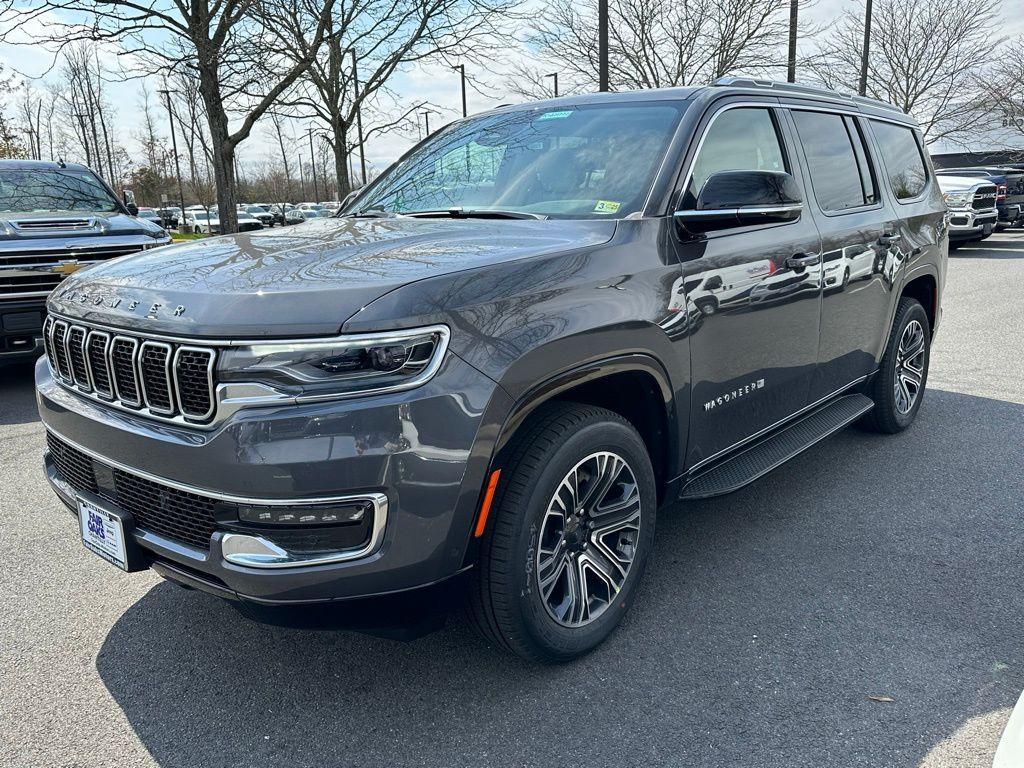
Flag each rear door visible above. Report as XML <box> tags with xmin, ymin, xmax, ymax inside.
<box><xmin>676</xmin><ymin>102</ymin><xmax>823</xmax><ymax>468</ymax></box>
<box><xmin>784</xmin><ymin>106</ymin><xmax>899</xmax><ymax>400</ymax></box>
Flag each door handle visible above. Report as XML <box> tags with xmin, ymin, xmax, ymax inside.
<box><xmin>878</xmin><ymin>232</ymin><xmax>901</xmax><ymax>245</ymax></box>
<box><xmin>786</xmin><ymin>252</ymin><xmax>821</xmax><ymax>269</ymax></box>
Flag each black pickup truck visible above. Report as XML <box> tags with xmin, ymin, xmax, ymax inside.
<box><xmin>0</xmin><ymin>160</ymin><xmax>170</xmax><ymax>362</ymax></box>
<box><xmin>36</xmin><ymin>79</ymin><xmax>946</xmax><ymax>661</ymax></box>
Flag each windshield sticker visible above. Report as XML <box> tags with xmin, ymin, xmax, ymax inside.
<box><xmin>537</xmin><ymin>110</ymin><xmax>573</xmax><ymax>121</ymax></box>
<box><xmin>593</xmin><ymin>200</ymin><xmax>621</xmax><ymax>214</ymax></box>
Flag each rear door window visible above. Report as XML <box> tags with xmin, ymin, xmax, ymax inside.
<box><xmin>791</xmin><ymin>110</ymin><xmax>876</xmax><ymax>212</ymax></box>
<box><xmin>869</xmin><ymin>121</ymin><xmax>929</xmax><ymax>200</ymax></box>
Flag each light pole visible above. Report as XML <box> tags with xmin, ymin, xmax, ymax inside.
<box><xmin>349</xmin><ymin>49</ymin><xmax>368</xmax><ymax>186</ymax></box>
<box><xmin>157</xmin><ymin>88</ymin><xmax>188</xmax><ymax>229</ymax></box>
<box><xmin>598</xmin><ymin>0</ymin><xmax>609</xmax><ymax>91</ymax></box>
<box><xmin>422</xmin><ymin>109</ymin><xmax>438</xmax><ymax>137</ymax></box>
<box><xmin>306</xmin><ymin>126</ymin><xmax>318</xmax><ymax>201</ymax></box>
<box><xmin>858</xmin><ymin>0</ymin><xmax>873</xmax><ymax>96</ymax></box>
<box><xmin>787</xmin><ymin>0</ymin><xmax>798</xmax><ymax>83</ymax></box>
<box><xmin>545</xmin><ymin>72</ymin><xmax>559</xmax><ymax>97</ymax></box>
<box><xmin>453</xmin><ymin>64</ymin><xmax>467</xmax><ymax>117</ymax></box>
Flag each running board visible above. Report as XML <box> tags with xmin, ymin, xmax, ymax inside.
<box><xmin>679</xmin><ymin>394</ymin><xmax>874</xmax><ymax>500</ymax></box>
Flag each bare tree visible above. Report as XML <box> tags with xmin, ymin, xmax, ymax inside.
<box><xmin>510</xmin><ymin>0</ymin><xmax>798</xmax><ymax>97</ymax></box>
<box><xmin>980</xmin><ymin>38</ymin><xmax>1024</xmax><ymax>151</ymax></box>
<box><xmin>276</xmin><ymin>0</ymin><xmax>517</xmax><ymax>198</ymax></box>
<box><xmin>807</xmin><ymin>0</ymin><xmax>1001</xmax><ymax>144</ymax></box>
<box><xmin>0</xmin><ymin>0</ymin><xmax>340</xmax><ymax>231</ymax></box>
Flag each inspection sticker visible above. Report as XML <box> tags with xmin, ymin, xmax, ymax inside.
<box><xmin>593</xmin><ymin>200</ymin><xmax>621</xmax><ymax>214</ymax></box>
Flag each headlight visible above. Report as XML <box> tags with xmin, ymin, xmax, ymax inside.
<box><xmin>218</xmin><ymin>325</ymin><xmax>450</xmax><ymax>401</ymax></box>
<box><xmin>942</xmin><ymin>192</ymin><xmax>969</xmax><ymax>207</ymax></box>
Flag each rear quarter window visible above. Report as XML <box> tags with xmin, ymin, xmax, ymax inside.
<box><xmin>870</xmin><ymin>121</ymin><xmax>929</xmax><ymax>201</ymax></box>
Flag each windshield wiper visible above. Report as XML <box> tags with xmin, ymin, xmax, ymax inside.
<box><xmin>402</xmin><ymin>208</ymin><xmax>547</xmax><ymax>220</ymax></box>
<box><xmin>345</xmin><ymin>207</ymin><xmax>400</xmax><ymax>218</ymax></box>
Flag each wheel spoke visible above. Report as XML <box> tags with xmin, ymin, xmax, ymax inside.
<box><xmin>534</xmin><ymin>450</ymin><xmax>643</xmax><ymax>628</ymax></box>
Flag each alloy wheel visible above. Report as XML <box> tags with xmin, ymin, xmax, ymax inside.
<box><xmin>535</xmin><ymin>451</ymin><xmax>642</xmax><ymax>628</ymax></box>
<box><xmin>894</xmin><ymin>319</ymin><xmax>926</xmax><ymax>415</ymax></box>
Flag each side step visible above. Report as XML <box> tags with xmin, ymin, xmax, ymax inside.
<box><xmin>679</xmin><ymin>393</ymin><xmax>874</xmax><ymax>500</ymax></box>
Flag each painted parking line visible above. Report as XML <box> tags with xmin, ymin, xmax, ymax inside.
<box><xmin>994</xmin><ymin>689</ymin><xmax>1024</xmax><ymax>767</ymax></box>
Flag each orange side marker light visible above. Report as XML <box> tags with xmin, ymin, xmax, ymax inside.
<box><xmin>474</xmin><ymin>469</ymin><xmax>502</xmax><ymax>538</ymax></box>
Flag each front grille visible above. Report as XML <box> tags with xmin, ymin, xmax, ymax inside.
<box><xmin>44</xmin><ymin>316</ymin><xmax>217</xmax><ymax>424</ymax></box>
<box><xmin>0</xmin><ymin>244</ymin><xmax>144</xmax><ymax>269</ymax></box>
<box><xmin>47</xmin><ymin>432</ymin><xmax>217</xmax><ymax>551</ymax></box>
<box><xmin>0</xmin><ymin>272</ymin><xmax>64</xmax><ymax>295</ymax></box>
<box><xmin>972</xmin><ymin>185</ymin><xmax>997</xmax><ymax>210</ymax></box>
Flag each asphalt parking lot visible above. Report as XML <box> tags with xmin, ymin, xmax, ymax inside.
<box><xmin>2</xmin><ymin>231</ymin><xmax>1023</xmax><ymax>768</ymax></box>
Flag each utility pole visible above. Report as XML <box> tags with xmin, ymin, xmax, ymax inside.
<box><xmin>858</xmin><ymin>0</ymin><xmax>873</xmax><ymax>96</ymax></box>
<box><xmin>157</xmin><ymin>88</ymin><xmax>187</xmax><ymax>225</ymax></box>
<box><xmin>306</xmin><ymin>127</ymin><xmax>318</xmax><ymax>201</ymax></box>
<box><xmin>598</xmin><ymin>0</ymin><xmax>609</xmax><ymax>91</ymax></box>
<box><xmin>453</xmin><ymin>64</ymin><xmax>467</xmax><ymax>117</ymax></box>
<box><xmin>349</xmin><ymin>49</ymin><xmax>367</xmax><ymax>186</ymax></box>
<box><xmin>787</xmin><ymin>0</ymin><xmax>798</xmax><ymax>83</ymax></box>
<box><xmin>545</xmin><ymin>72</ymin><xmax>559</xmax><ymax>97</ymax></box>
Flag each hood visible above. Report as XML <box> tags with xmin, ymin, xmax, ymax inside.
<box><xmin>936</xmin><ymin>175</ymin><xmax>990</xmax><ymax>192</ymax></box>
<box><xmin>48</xmin><ymin>216</ymin><xmax>616</xmax><ymax>338</ymax></box>
<box><xmin>0</xmin><ymin>210</ymin><xmax>165</xmax><ymax>241</ymax></box>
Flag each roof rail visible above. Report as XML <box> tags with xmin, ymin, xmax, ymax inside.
<box><xmin>710</xmin><ymin>76</ymin><xmax>902</xmax><ymax>113</ymax></box>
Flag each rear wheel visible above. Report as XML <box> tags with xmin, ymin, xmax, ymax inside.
<box><xmin>861</xmin><ymin>297</ymin><xmax>930</xmax><ymax>433</ymax></box>
<box><xmin>468</xmin><ymin>402</ymin><xmax>656</xmax><ymax>662</ymax></box>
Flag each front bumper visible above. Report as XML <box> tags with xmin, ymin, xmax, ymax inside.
<box><xmin>947</xmin><ymin>209</ymin><xmax>997</xmax><ymax>239</ymax></box>
<box><xmin>37</xmin><ymin>351</ymin><xmax>508</xmax><ymax>606</ymax></box>
<box><xmin>1</xmin><ymin>297</ymin><xmax>46</xmax><ymax>362</ymax></box>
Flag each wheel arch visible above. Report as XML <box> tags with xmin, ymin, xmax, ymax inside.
<box><xmin>900</xmin><ymin>271</ymin><xmax>938</xmax><ymax>335</ymax></box>
<box><xmin>492</xmin><ymin>354</ymin><xmax>679</xmax><ymax>506</ymax></box>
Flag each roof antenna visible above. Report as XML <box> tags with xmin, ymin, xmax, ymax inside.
<box><xmin>57</xmin><ymin>157</ymin><xmax>66</xmax><ymax>168</ymax></box>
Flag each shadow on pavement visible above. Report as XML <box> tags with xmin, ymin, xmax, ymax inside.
<box><xmin>96</xmin><ymin>388</ymin><xmax>1024</xmax><ymax>768</ymax></box>
<box><xmin>0</xmin><ymin>361</ymin><xmax>40</xmax><ymax>426</ymax></box>
<box><xmin>952</xmin><ymin>236</ymin><xmax>1024</xmax><ymax>259</ymax></box>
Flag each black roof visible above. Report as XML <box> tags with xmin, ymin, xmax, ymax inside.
<box><xmin>486</xmin><ymin>76</ymin><xmax>915</xmax><ymax>126</ymax></box>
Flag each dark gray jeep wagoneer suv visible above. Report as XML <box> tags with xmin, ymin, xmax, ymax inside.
<box><xmin>37</xmin><ymin>78</ymin><xmax>946</xmax><ymax>661</ymax></box>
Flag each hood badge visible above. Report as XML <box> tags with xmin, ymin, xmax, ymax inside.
<box><xmin>55</xmin><ymin>286</ymin><xmax>186</xmax><ymax>319</ymax></box>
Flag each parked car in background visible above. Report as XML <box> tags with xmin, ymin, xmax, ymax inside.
<box><xmin>935</xmin><ymin>167</ymin><xmax>1024</xmax><ymax>227</ymax></box>
<box><xmin>184</xmin><ymin>207</ymin><xmax>263</xmax><ymax>234</ymax></box>
<box><xmin>156</xmin><ymin>207</ymin><xmax>181</xmax><ymax>229</ymax></box>
<box><xmin>937</xmin><ymin>175</ymin><xmax>998</xmax><ymax>245</ymax></box>
<box><xmin>135</xmin><ymin>207</ymin><xmax>167</xmax><ymax>233</ymax></box>
<box><xmin>35</xmin><ymin>79</ymin><xmax>946</xmax><ymax>662</ymax></box>
<box><xmin>242</xmin><ymin>205</ymin><xmax>274</xmax><ymax>227</ymax></box>
<box><xmin>268</xmin><ymin>203</ymin><xmax>295</xmax><ymax>225</ymax></box>
<box><xmin>0</xmin><ymin>159</ymin><xmax>169</xmax><ymax>363</ymax></box>
<box><xmin>297</xmin><ymin>202</ymin><xmax>323</xmax><ymax>212</ymax></box>
<box><xmin>294</xmin><ymin>208</ymin><xmax>326</xmax><ymax>220</ymax></box>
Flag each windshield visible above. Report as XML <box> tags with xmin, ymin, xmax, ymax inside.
<box><xmin>357</xmin><ymin>102</ymin><xmax>685</xmax><ymax>218</ymax></box>
<box><xmin>0</xmin><ymin>167</ymin><xmax>120</xmax><ymax>213</ymax></box>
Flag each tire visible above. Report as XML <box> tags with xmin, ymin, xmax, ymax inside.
<box><xmin>467</xmin><ymin>402</ymin><xmax>657</xmax><ymax>662</ymax></box>
<box><xmin>861</xmin><ymin>297</ymin><xmax>931</xmax><ymax>434</ymax></box>
<box><xmin>841</xmin><ymin>267</ymin><xmax>850</xmax><ymax>288</ymax></box>
<box><xmin>697</xmin><ymin>299</ymin><xmax>717</xmax><ymax>316</ymax></box>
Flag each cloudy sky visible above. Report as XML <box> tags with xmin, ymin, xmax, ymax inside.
<box><xmin>2</xmin><ymin>0</ymin><xmax>1023</xmax><ymax>175</ymax></box>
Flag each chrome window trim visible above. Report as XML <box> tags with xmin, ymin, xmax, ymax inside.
<box><xmin>138</xmin><ymin>340</ymin><xmax>176</xmax><ymax>416</ymax></box>
<box><xmin>45</xmin><ymin>426</ymin><xmax>389</xmax><ymax>569</ymax></box>
<box><xmin>85</xmin><ymin>330</ymin><xmax>113</xmax><ymax>399</ymax></box>
<box><xmin>108</xmin><ymin>335</ymin><xmax>142</xmax><ymax>407</ymax></box>
<box><xmin>172</xmin><ymin>345</ymin><xmax>217</xmax><ymax>422</ymax></box>
<box><xmin>674</xmin><ymin>204</ymin><xmax>803</xmax><ymax>218</ymax></box>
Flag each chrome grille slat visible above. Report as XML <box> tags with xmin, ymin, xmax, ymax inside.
<box><xmin>86</xmin><ymin>331</ymin><xmax>113</xmax><ymax>398</ymax></box>
<box><xmin>43</xmin><ymin>315</ymin><xmax>217</xmax><ymax>425</ymax></box>
<box><xmin>50</xmin><ymin>320</ymin><xmax>73</xmax><ymax>381</ymax></box>
<box><xmin>139</xmin><ymin>341</ymin><xmax>175</xmax><ymax>415</ymax></box>
<box><xmin>66</xmin><ymin>325</ymin><xmax>90</xmax><ymax>390</ymax></box>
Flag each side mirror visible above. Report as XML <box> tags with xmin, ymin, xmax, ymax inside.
<box><xmin>675</xmin><ymin>170</ymin><xmax>803</xmax><ymax>234</ymax></box>
<box><xmin>126</xmin><ymin>203</ymin><xmax>139</xmax><ymax>217</ymax></box>
<box><xmin>340</xmin><ymin>189</ymin><xmax>359</xmax><ymax>212</ymax></box>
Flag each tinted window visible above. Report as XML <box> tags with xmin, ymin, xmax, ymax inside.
<box><xmin>792</xmin><ymin>111</ymin><xmax>875</xmax><ymax>211</ymax></box>
<box><xmin>870</xmin><ymin>121</ymin><xmax>928</xmax><ymax>200</ymax></box>
<box><xmin>361</xmin><ymin>103</ymin><xmax>684</xmax><ymax>218</ymax></box>
<box><xmin>685</xmin><ymin>108</ymin><xmax>787</xmax><ymax>204</ymax></box>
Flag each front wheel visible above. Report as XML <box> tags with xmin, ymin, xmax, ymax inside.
<box><xmin>861</xmin><ymin>297</ymin><xmax>931</xmax><ymax>433</ymax></box>
<box><xmin>468</xmin><ymin>402</ymin><xmax>657</xmax><ymax>662</ymax></box>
